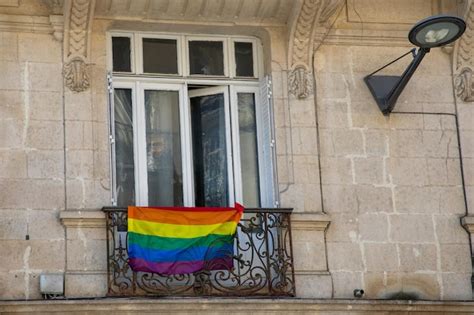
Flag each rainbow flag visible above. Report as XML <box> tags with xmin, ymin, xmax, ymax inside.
<box><xmin>127</xmin><ymin>203</ymin><xmax>244</xmax><ymax>275</ymax></box>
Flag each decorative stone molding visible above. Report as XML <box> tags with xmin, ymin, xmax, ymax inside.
<box><xmin>291</xmin><ymin>213</ymin><xmax>331</xmax><ymax>231</ymax></box>
<box><xmin>454</xmin><ymin>1</ymin><xmax>474</xmax><ymax>102</ymax></box>
<box><xmin>63</xmin><ymin>0</ymin><xmax>95</xmax><ymax>92</ymax></box>
<box><xmin>0</xmin><ymin>14</ymin><xmax>55</xmax><ymax>33</ymax></box>
<box><xmin>287</xmin><ymin>0</ymin><xmax>344</xmax><ymax>99</ymax></box>
<box><xmin>60</xmin><ymin>210</ymin><xmax>106</xmax><ymax>228</ymax></box>
<box><xmin>462</xmin><ymin>215</ymin><xmax>474</xmax><ymax>233</ymax></box>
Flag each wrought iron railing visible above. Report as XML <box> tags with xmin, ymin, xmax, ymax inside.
<box><xmin>102</xmin><ymin>207</ymin><xmax>295</xmax><ymax>297</ymax></box>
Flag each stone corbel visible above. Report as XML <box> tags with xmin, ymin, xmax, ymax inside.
<box><xmin>63</xmin><ymin>0</ymin><xmax>95</xmax><ymax>93</ymax></box>
<box><xmin>453</xmin><ymin>1</ymin><xmax>474</xmax><ymax>102</ymax></box>
<box><xmin>287</xmin><ymin>0</ymin><xmax>344</xmax><ymax>99</ymax></box>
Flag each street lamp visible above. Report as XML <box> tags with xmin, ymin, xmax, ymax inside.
<box><xmin>364</xmin><ymin>15</ymin><xmax>466</xmax><ymax>115</ymax></box>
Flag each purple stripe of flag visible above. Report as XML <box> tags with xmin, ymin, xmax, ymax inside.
<box><xmin>129</xmin><ymin>257</ymin><xmax>234</xmax><ymax>275</ymax></box>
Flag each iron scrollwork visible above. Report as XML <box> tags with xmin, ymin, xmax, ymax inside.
<box><xmin>102</xmin><ymin>207</ymin><xmax>295</xmax><ymax>297</ymax></box>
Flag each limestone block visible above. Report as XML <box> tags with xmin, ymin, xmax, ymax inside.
<box><xmin>0</xmin><ymin>119</ymin><xmax>23</xmax><ymax>149</ymax></box>
<box><xmin>314</xmin><ymin>45</ymin><xmax>352</xmax><ymax>74</ymax></box>
<box><xmin>395</xmin><ymin>186</ymin><xmax>440</xmax><ymax>214</ymax></box>
<box><xmin>294</xmin><ymin>272</ymin><xmax>332</xmax><ymax>298</ymax></box>
<box><xmin>460</xmin><ymin>131</ymin><xmax>474</xmax><ymax>158</ymax></box>
<box><xmin>93</xmin><ymin>122</ymin><xmax>109</xmax><ymax>151</ymax></box>
<box><xmin>322</xmin><ymin>184</ymin><xmax>357</xmax><ymax>213</ymax></box>
<box><xmin>355</xmin><ymin>185</ymin><xmax>393</xmax><ymax>213</ymax></box>
<box><xmin>270</xmin><ymin>71</ymin><xmax>287</xmax><ymax>100</ymax></box>
<box><xmin>0</xmin><ymin>90</ymin><xmax>23</xmax><ymax>120</ymax></box>
<box><xmin>276</xmin><ymin>155</ymin><xmax>290</xmax><ymax>183</ymax></box>
<box><xmin>26</xmin><ymin>120</ymin><xmax>63</xmax><ymax>150</ymax></box>
<box><xmin>320</xmin><ymin>157</ymin><xmax>353</xmax><ymax>185</ymax></box>
<box><xmin>435</xmin><ymin>215</ymin><xmax>470</xmax><ymax>245</ymax></box>
<box><xmin>28</xmin><ymin>210</ymin><xmax>64</xmax><ymax>240</ymax></box>
<box><xmin>66</xmin><ymin>150</ymin><xmax>94</xmax><ymax>179</ymax></box>
<box><xmin>273</xmin><ymin>98</ymin><xmax>289</xmax><ymax>128</ymax></box>
<box><xmin>441</xmin><ymin>273</ymin><xmax>473</xmax><ymax>300</ymax></box>
<box><xmin>398</xmin><ymin>244</ymin><xmax>437</xmax><ymax>272</ymax></box>
<box><xmin>65</xmin><ymin>272</ymin><xmax>107</xmax><ymax>298</ymax></box>
<box><xmin>458</xmin><ymin>104</ymin><xmax>474</xmax><ymax>131</ymax></box>
<box><xmin>0</xmin><ymin>179</ymin><xmax>64</xmax><ymax>210</ymax></box>
<box><xmin>93</xmin><ymin>150</ymin><xmax>111</xmax><ymax>180</ymax></box>
<box><xmin>0</xmin><ymin>271</ymin><xmax>41</xmax><ymax>300</ymax></box>
<box><xmin>316</xmin><ymin>72</ymin><xmax>347</xmax><ymax>100</ymax></box>
<box><xmin>292</xmin><ymin>155</ymin><xmax>319</xmax><ymax>185</ymax></box>
<box><xmin>18</xmin><ymin>33</ymin><xmax>61</xmax><ymax>63</ymax></box>
<box><xmin>440</xmin><ymin>244</ymin><xmax>471</xmax><ymax>273</ymax></box>
<box><xmin>388</xmin><ymin>114</ymin><xmax>424</xmax><ymax>130</ymax></box>
<box><xmin>0</xmin><ymin>61</ymin><xmax>22</xmax><ymax>90</ymax></box>
<box><xmin>0</xmin><ymin>240</ymin><xmax>28</xmax><ymax>271</ymax></box>
<box><xmin>29</xmin><ymin>240</ymin><xmax>65</xmax><ymax>271</ymax></box>
<box><xmin>350</xmin><ymin>101</ymin><xmax>389</xmax><ymax>129</ymax></box>
<box><xmin>353</xmin><ymin>157</ymin><xmax>384</xmax><ymax>185</ymax></box>
<box><xmin>0</xmin><ymin>210</ymin><xmax>27</xmax><ymax>240</ymax></box>
<box><xmin>289</xmin><ymin>99</ymin><xmax>316</xmax><ymax>127</ymax></box>
<box><xmin>364</xmin><ymin>130</ymin><xmax>388</xmax><ymax>157</ymax></box>
<box><xmin>327</xmin><ymin>242</ymin><xmax>363</xmax><ymax>271</ymax></box>
<box><xmin>389</xmin><ymin>214</ymin><xmax>435</xmax><ymax>243</ymax></box>
<box><xmin>65</xmin><ymin>121</ymin><xmax>94</xmax><ymax>150</ymax></box>
<box><xmin>332</xmin><ymin>271</ymin><xmax>364</xmax><ymax>298</ymax></box>
<box><xmin>398</xmin><ymin>75</ymin><xmax>454</xmax><ymax>105</ymax></box>
<box><xmin>29</xmin><ymin>91</ymin><xmax>62</xmax><ymax>121</ymax></box>
<box><xmin>388</xmin><ymin>158</ymin><xmax>428</xmax><ymax>186</ymax></box>
<box><xmin>462</xmin><ymin>158</ymin><xmax>474</xmax><ymax>185</ymax></box>
<box><xmin>364</xmin><ymin>243</ymin><xmax>398</xmax><ymax>272</ymax></box>
<box><xmin>331</xmin><ymin>129</ymin><xmax>364</xmax><ymax>157</ymax></box>
<box><xmin>92</xmin><ymin>91</ymin><xmax>109</xmax><ymax>124</ymax></box>
<box><xmin>426</xmin><ymin>158</ymin><xmax>461</xmax><ymax>186</ymax></box>
<box><xmin>438</xmin><ymin>187</ymin><xmax>466</xmax><ymax>215</ymax></box>
<box><xmin>0</xmin><ymin>32</ymin><xmax>18</xmax><ymax>61</ymax></box>
<box><xmin>0</xmin><ymin>150</ymin><xmax>27</xmax><ymax>178</ymax></box>
<box><xmin>423</xmin><ymin>130</ymin><xmax>459</xmax><ymax>158</ymax></box>
<box><xmin>319</xmin><ymin>129</ymin><xmax>335</xmax><ymax>156</ymax></box>
<box><xmin>358</xmin><ymin>213</ymin><xmax>388</xmax><ymax>242</ymax></box>
<box><xmin>389</xmin><ymin>130</ymin><xmax>425</xmax><ymax>158</ymax></box>
<box><xmin>27</xmin><ymin>150</ymin><xmax>64</xmax><ymax>179</ymax></box>
<box><xmin>365</xmin><ymin>272</ymin><xmax>440</xmax><ymax>300</ymax></box>
<box><xmin>28</xmin><ymin>62</ymin><xmax>62</xmax><ymax>92</ymax></box>
<box><xmin>290</xmin><ymin>127</ymin><xmax>318</xmax><ymax>155</ymax></box>
<box><xmin>274</xmin><ymin>126</ymin><xmax>288</xmax><ymax>155</ymax></box>
<box><xmin>325</xmin><ymin>213</ymin><xmax>358</xmax><ymax>243</ymax></box>
<box><xmin>66</xmin><ymin>239</ymin><xmax>107</xmax><ymax>272</ymax></box>
<box><xmin>65</xmin><ymin>90</ymin><xmax>92</xmax><ymax>121</ymax></box>
<box><xmin>279</xmin><ymin>183</ymin><xmax>322</xmax><ymax>213</ymax></box>
<box><xmin>65</xmin><ymin>179</ymin><xmax>84</xmax><ymax>209</ymax></box>
<box><xmin>317</xmin><ymin>102</ymin><xmax>350</xmax><ymax>129</ymax></box>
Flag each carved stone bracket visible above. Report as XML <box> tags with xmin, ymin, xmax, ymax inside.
<box><xmin>287</xmin><ymin>0</ymin><xmax>343</xmax><ymax>99</ymax></box>
<box><xmin>63</xmin><ymin>0</ymin><xmax>95</xmax><ymax>92</ymax></box>
<box><xmin>454</xmin><ymin>1</ymin><xmax>474</xmax><ymax>102</ymax></box>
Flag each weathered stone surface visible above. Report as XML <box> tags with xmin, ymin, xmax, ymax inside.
<box><xmin>364</xmin><ymin>243</ymin><xmax>399</xmax><ymax>272</ymax></box>
<box><xmin>18</xmin><ymin>33</ymin><xmax>61</xmax><ymax>63</ymax></box>
<box><xmin>327</xmin><ymin>242</ymin><xmax>363</xmax><ymax>271</ymax></box>
<box><xmin>0</xmin><ymin>90</ymin><xmax>23</xmax><ymax>120</ymax></box>
<box><xmin>389</xmin><ymin>214</ymin><xmax>435</xmax><ymax>243</ymax></box>
<box><xmin>26</xmin><ymin>120</ymin><xmax>63</xmax><ymax>150</ymax></box>
<box><xmin>398</xmin><ymin>244</ymin><xmax>437</xmax><ymax>272</ymax></box>
<box><xmin>27</xmin><ymin>150</ymin><xmax>64</xmax><ymax>179</ymax></box>
<box><xmin>0</xmin><ymin>150</ymin><xmax>27</xmax><ymax>178</ymax></box>
<box><xmin>0</xmin><ymin>179</ymin><xmax>64</xmax><ymax>210</ymax></box>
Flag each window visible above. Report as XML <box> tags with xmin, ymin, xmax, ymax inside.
<box><xmin>108</xmin><ymin>32</ymin><xmax>275</xmax><ymax>208</ymax></box>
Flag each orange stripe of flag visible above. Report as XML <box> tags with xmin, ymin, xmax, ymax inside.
<box><xmin>128</xmin><ymin>206</ymin><xmax>241</xmax><ymax>226</ymax></box>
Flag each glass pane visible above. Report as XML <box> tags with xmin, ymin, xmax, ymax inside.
<box><xmin>143</xmin><ymin>38</ymin><xmax>178</xmax><ymax>74</ymax></box>
<box><xmin>191</xmin><ymin>93</ymin><xmax>228</xmax><ymax>206</ymax></box>
<box><xmin>238</xmin><ymin>93</ymin><xmax>260</xmax><ymax>207</ymax></box>
<box><xmin>145</xmin><ymin>90</ymin><xmax>183</xmax><ymax>206</ymax></box>
<box><xmin>112</xmin><ymin>37</ymin><xmax>131</xmax><ymax>72</ymax></box>
<box><xmin>189</xmin><ymin>41</ymin><xmax>224</xmax><ymax>76</ymax></box>
<box><xmin>114</xmin><ymin>89</ymin><xmax>135</xmax><ymax>206</ymax></box>
<box><xmin>234</xmin><ymin>42</ymin><xmax>254</xmax><ymax>77</ymax></box>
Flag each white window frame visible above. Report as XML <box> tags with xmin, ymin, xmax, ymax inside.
<box><xmin>136</xmin><ymin>34</ymin><xmax>183</xmax><ymax>76</ymax></box>
<box><xmin>109</xmin><ymin>32</ymin><xmax>273</xmax><ymax>208</ymax></box>
<box><xmin>107</xmin><ymin>32</ymin><xmax>135</xmax><ymax>74</ymax></box>
<box><xmin>230</xmin><ymin>38</ymin><xmax>259</xmax><ymax>79</ymax></box>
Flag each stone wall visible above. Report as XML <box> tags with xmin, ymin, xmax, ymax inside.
<box><xmin>0</xmin><ymin>2</ymin><xmax>65</xmax><ymax>299</ymax></box>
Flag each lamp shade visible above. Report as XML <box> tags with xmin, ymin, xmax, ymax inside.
<box><xmin>408</xmin><ymin>15</ymin><xmax>466</xmax><ymax>49</ymax></box>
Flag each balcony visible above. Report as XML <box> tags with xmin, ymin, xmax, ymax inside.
<box><xmin>102</xmin><ymin>207</ymin><xmax>295</xmax><ymax>297</ymax></box>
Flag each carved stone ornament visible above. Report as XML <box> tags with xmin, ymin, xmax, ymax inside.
<box><xmin>64</xmin><ymin>57</ymin><xmax>90</xmax><ymax>92</ymax></box>
<box><xmin>63</xmin><ymin>0</ymin><xmax>95</xmax><ymax>92</ymax></box>
<box><xmin>287</xmin><ymin>0</ymin><xmax>344</xmax><ymax>99</ymax></box>
<box><xmin>453</xmin><ymin>1</ymin><xmax>474</xmax><ymax>102</ymax></box>
<box><xmin>289</xmin><ymin>66</ymin><xmax>313</xmax><ymax>99</ymax></box>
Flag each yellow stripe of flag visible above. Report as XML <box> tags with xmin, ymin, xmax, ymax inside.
<box><xmin>128</xmin><ymin>218</ymin><xmax>238</xmax><ymax>239</ymax></box>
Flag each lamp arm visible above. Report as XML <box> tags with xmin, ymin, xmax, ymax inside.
<box><xmin>384</xmin><ymin>47</ymin><xmax>429</xmax><ymax>114</ymax></box>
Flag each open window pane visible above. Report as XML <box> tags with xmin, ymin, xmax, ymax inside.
<box><xmin>190</xmin><ymin>93</ymin><xmax>229</xmax><ymax>206</ymax></box>
<box><xmin>234</xmin><ymin>42</ymin><xmax>254</xmax><ymax>77</ymax></box>
<box><xmin>238</xmin><ymin>93</ymin><xmax>260</xmax><ymax>207</ymax></box>
<box><xmin>114</xmin><ymin>89</ymin><xmax>135</xmax><ymax>205</ymax></box>
<box><xmin>143</xmin><ymin>38</ymin><xmax>178</xmax><ymax>74</ymax></box>
<box><xmin>189</xmin><ymin>41</ymin><xmax>224</xmax><ymax>76</ymax></box>
<box><xmin>145</xmin><ymin>90</ymin><xmax>183</xmax><ymax>206</ymax></box>
<box><xmin>112</xmin><ymin>37</ymin><xmax>131</xmax><ymax>72</ymax></box>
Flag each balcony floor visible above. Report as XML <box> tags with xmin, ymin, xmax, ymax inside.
<box><xmin>1</xmin><ymin>298</ymin><xmax>474</xmax><ymax>314</ymax></box>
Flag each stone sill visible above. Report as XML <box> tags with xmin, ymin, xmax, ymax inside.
<box><xmin>1</xmin><ymin>298</ymin><xmax>474</xmax><ymax>314</ymax></box>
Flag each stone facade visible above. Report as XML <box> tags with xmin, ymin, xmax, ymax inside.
<box><xmin>0</xmin><ymin>0</ymin><xmax>473</xmax><ymax>309</ymax></box>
